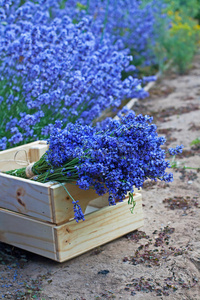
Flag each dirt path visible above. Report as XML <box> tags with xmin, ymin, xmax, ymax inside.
<box><xmin>0</xmin><ymin>56</ymin><xmax>200</xmax><ymax>300</ymax></box>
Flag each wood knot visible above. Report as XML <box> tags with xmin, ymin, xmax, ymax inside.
<box><xmin>16</xmin><ymin>188</ymin><xmax>26</xmax><ymax>208</ymax></box>
<box><xmin>16</xmin><ymin>187</ymin><xmax>26</xmax><ymax>197</ymax></box>
<box><xmin>17</xmin><ymin>198</ymin><xmax>25</xmax><ymax>207</ymax></box>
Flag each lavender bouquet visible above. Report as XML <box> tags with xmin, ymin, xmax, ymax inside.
<box><xmin>6</xmin><ymin>111</ymin><xmax>182</xmax><ymax>222</ymax></box>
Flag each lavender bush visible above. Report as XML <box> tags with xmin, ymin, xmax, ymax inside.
<box><xmin>0</xmin><ymin>1</ymin><xmax>149</xmax><ymax>150</ymax></box>
<box><xmin>49</xmin><ymin>0</ymin><xmax>168</xmax><ymax>68</ymax></box>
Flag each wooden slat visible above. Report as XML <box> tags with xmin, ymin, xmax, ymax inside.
<box><xmin>0</xmin><ymin>173</ymin><xmax>53</xmax><ymax>222</ymax></box>
<box><xmin>0</xmin><ymin>208</ymin><xmax>57</xmax><ymax>260</ymax></box>
<box><xmin>88</xmin><ymin>194</ymin><xmax>109</xmax><ymax>208</ymax></box>
<box><xmin>50</xmin><ymin>183</ymin><xmax>105</xmax><ymax>224</ymax></box>
<box><xmin>50</xmin><ymin>184</ymin><xmax>141</xmax><ymax>224</ymax></box>
<box><xmin>29</xmin><ymin>143</ymin><xmax>48</xmax><ymax>162</ymax></box>
<box><xmin>0</xmin><ymin>141</ymin><xmax>47</xmax><ymax>171</ymax></box>
<box><xmin>0</xmin><ymin>193</ymin><xmax>143</xmax><ymax>262</ymax></box>
<box><xmin>55</xmin><ymin>193</ymin><xmax>143</xmax><ymax>262</ymax></box>
<box><xmin>89</xmin><ymin>188</ymin><xmax>141</xmax><ymax>208</ymax></box>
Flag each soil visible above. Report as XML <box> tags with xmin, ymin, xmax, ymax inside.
<box><xmin>0</xmin><ymin>56</ymin><xmax>200</xmax><ymax>300</ymax></box>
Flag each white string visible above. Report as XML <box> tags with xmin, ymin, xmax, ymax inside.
<box><xmin>0</xmin><ymin>149</ymin><xmax>29</xmax><ymax>166</ymax></box>
<box><xmin>25</xmin><ymin>162</ymin><xmax>35</xmax><ymax>178</ymax></box>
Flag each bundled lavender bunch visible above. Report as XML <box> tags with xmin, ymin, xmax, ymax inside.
<box><xmin>6</xmin><ymin>111</ymin><xmax>183</xmax><ymax>222</ymax></box>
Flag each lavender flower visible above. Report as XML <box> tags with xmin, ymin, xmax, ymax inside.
<box><xmin>72</xmin><ymin>200</ymin><xmax>85</xmax><ymax>222</ymax></box>
<box><xmin>168</xmin><ymin>145</ymin><xmax>183</xmax><ymax>155</ymax></box>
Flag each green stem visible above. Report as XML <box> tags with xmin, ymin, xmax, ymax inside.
<box><xmin>60</xmin><ymin>183</ymin><xmax>76</xmax><ymax>202</ymax></box>
<box><xmin>128</xmin><ymin>192</ymin><xmax>136</xmax><ymax>213</ymax></box>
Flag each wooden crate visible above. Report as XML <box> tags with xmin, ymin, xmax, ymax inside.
<box><xmin>0</xmin><ymin>141</ymin><xmax>144</xmax><ymax>262</ymax></box>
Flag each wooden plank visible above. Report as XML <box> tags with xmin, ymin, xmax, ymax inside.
<box><xmin>0</xmin><ymin>193</ymin><xmax>143</xmax><ymax>262</ymax></box>
<box><xmin>89</xmin><ymin>188</ymin><xmax>141</xmax><ymax>208</ymax></box>
<box><xmin>85</xmin><ymin>205</ymin><xmax>99</xmax><ymax>214</ymax></box>
<box><xmin>88</xmin><ymin>194</ymin><xmax>109</xmax><ymax>208</ymax></box>
<box><xmin>29</xmin><ymin>143</ymin><xmax>48</xmax><ymax>162</ymax></box>
<box><xmin>0</xmin><ymin>141</ymin><xmax>47</xmax><ymax>171</ymax></box>
<box><xmin>55</xmin><ymin>193</ymin><xmax>143</xmax><ymax>262</ymax></box>
<box><xmin>50</xmin><ymin>183</ymin><xmax>106</xmax><ymax>224</ymax></box>
<box><xmin>0</xmin><ymin>208</ymin><xmax>57</xmax><ymax>260</ymax></box>
<box><xmin>0</xmin><ymin>172</ymin><xmax>53</xmax><ymax>222</ymax></box>
<box><xmin>50</xmin><ymin>183</ymin><xmax>142</xmax><ymax>224</ymax></box>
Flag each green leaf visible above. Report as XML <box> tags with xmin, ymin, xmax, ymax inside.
<box><xmin>190</xmin><ymin>138</ymin><xmax>200</xmax><ymax>146</ymax></box>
